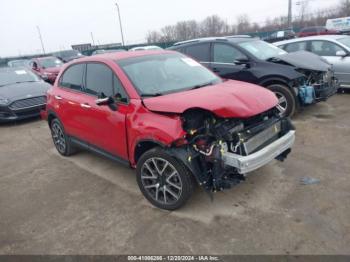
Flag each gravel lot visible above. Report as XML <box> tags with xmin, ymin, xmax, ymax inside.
<box><xmin>0</xmin><ymin>94</ymin><xmax>349</xmax><ymax>255</ymax></box>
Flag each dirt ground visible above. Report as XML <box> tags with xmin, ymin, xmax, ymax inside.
<box><xmin>0</xmin><ymin>94</ymin><xmax>349</xmax><ymax>255</ymax></box>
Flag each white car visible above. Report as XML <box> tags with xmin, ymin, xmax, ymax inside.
<box><xmin>274</xmin><ymin>35</ymin><xmax>350</xmax><ymax>89</ymax></box>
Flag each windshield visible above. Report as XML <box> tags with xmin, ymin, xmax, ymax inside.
<box><xmin>337</xmin><ymin>36</ymin><xmax>350</xmax><ymax>49</ymax></box>
<box><xmin>117</xmin><ymin>53</ymin><xmax>221</xmax><ymax>96</ymax></box>
<box><xmin>0</xmin><ymin>69</ymin><xmax>40</xmax><ymax>87</ymax></box>
<box><xmin>238</xmin><ymin>40</ymin><xmax>287</xmax><ymax>60</ymax></box>
<box><xmin>39</xmin><ymin>57</ymin><xmax>63</xmax><ymax>68</ymax></box>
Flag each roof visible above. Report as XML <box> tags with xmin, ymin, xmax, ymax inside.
<box><xmin>273</xmin><ymin>34</ymin><xmax>348</xmax><ymax>46</ymax></box>
<box><xmin>71</xmin><ymin>50</ymin><xmax>176</xmax><ymax>63</ymax></box>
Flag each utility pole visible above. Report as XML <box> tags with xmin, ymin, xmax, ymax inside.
<box><xmin>90</xmin><ymin>32</ymin><xmax>96</xmax><ymax>46</ymax></box>
<box><xmin>287</xmin><ymin>0</ymin><xmax>292</xmax><ymax>29</ymax></box>
<box><xmin>36</xmin><ymin>26</ymin><xmax>46</xmax><ymax>54</ymax></box>
<box><xmin>115</xmin><ymin>2</ymin><xmax>125</xmax><ymax>46</ymax></box>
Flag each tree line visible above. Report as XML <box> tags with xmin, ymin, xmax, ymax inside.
<box><xmin>146</xmin><ymin>0</ymin><xmax>350</xmax><ymax>43</ymax></box>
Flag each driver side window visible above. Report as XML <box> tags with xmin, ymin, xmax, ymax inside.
<box><xmin>213</xmin><ymin>43</ymin><xmax>247</xmax><ymax>64</ymax></box>
<box><xmin>310</xmin><ymin>41</ymin><xmax>343</xmax><ymax>56</ymax></box>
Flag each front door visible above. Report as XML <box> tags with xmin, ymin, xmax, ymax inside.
<box><xmin>210</xmin><ymin>43</ymin><xmax>253</xmax><ymax>82</ymax></box>
<box><xmin>79</xmin><ymin>62</ymin><xmax>129</xmax><ymax>160</ymax></box>
<box><xmin>310</xmin><ymin>40</ymin><xmax>350</xmax><ymax>87</ymax></box>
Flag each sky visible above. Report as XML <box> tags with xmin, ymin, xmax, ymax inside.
<box><xmin>0</xmin><ymin>0</ymin><xmax>339</xmax><ymax>57</ymax></box>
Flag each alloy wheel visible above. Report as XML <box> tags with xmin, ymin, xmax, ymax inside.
<box><xmin>140</xmin><ymin>157</ymin><xmax>183</xmax><ymax>205</ymax></box>
<box><xmin>275</xmin><ymin>91</ymin><xmax>288</xmax><ymax>116</ymax></box>
<box><xmin>51</xmin><ymin>122</ymin><xmax>66</xmax><ymax>153</ymax></box>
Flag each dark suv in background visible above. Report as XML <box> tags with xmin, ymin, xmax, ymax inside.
<box><xmin>169</xmin><ymin>36</ymin><xmax>338</xmax><ymax>117</ymax></box>
<box><xmin>52</xmin><ymin>50</ymin><xmax>84</xmax><ymax>63</ymax></box>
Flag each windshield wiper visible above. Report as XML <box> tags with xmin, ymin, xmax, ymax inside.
<box><xmin>189</xmin><ymin>81</ymin><xmax>214</xmax><ymax>90</ymax></box>
<box><xmin>141</xmin><ymin>93</ymin><xmax>163</xmax><ymax>97</ymax></box>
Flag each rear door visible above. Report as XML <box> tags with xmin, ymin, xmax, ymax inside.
<box><xmin>55</xmin><ymin>63</ymin><xmax>86</xmax><ymax>138</ymax></box>
<box><xmin>183</xmin><ymin>43</ymin><xmax>211</xmax><ymax>68</ymax></box>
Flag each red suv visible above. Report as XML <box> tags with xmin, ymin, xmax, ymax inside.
<box><xmin>31</xmin><ymin>56</ymin><xmax>63</xmax><ymax>84</ymax></box>
<box><xmin>42</xmin><ymin>51</ymin><xmax>295</xmax><ymax>210</ymax></box>
<box><xmin>298</xmin><ymin>26</ymin><xmax>339</xmax><ymax>37</ymax></box>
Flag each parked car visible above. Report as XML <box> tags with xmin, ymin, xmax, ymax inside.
<box><xmin>41</xmin><ymin>51</ymin><xmax>295</xmax><ymax>210</ymax></box>
<box><xmin>31</xmin><ymin>56</ymin><xmax>63</xmax><ymax>84</ymax></box>
<box><xmin>274</xmin><ymin>35</ymin><xmax>350</xmax><ymax>89</ymax></box>
<box><xmin>263</xmin><ymin>29</ymin><xmax>296</xmax><ymax>43</ymax></box>
<box><xmin>129</xmin><ymin>45</ymin><xmax>163</xmax><ymax>51</ymax></box>
<box><xmin>169</xmin><ymin>36</ymin><xmax>338</xmax><ymax>117</ymax></box>
<box><xmin>91</xmin><ymin>49</ymin><xmax>126</xmax><ymax>55</ymax></box>
<box><xmin>298</xmin><ymin>26</ymin><xmax>339</xmax><ymax>37</ymax></box>
<box><xmin>0</xmin><ymin>67</ymin><xmax>50</xmax><ymax>122</ymax></box>
<box><xmin>326</xmin><ymin>17</ymin><xmax>350</xmax><ymax>35</ymax></box>
<box><xmin>52</xmin><ymin>50</ymin><xmax>84</xmax><ymax>63</ymax></box>
<box><xmin>7</xmin><ymin>59</ymin><xmax>31</xmax><ymax>68</ymax></box>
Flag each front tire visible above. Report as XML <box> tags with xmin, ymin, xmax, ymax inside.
<box><xmin>50</xmin><ymin>118</ymin><xmax>76</xmax><ymax>156</ymax></box>
<box><xmin>136</xmin><ymin>148</ymin><xmax>195</xmax><ymax>210</ymax></box>
<box><xmin>267</xmin><ymin>84</ymin><xmax>296</xmax><ymax>117</ymax></box>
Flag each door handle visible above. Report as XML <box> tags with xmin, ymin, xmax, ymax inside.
<box><xmin>54</xmin><ymin>95</ymin><xmax>63</xmax><ymax>100</ymax></box>
<box><xmin>212</xmin><ymin>68</ymin><xmax>220</xmax><ymax>72</ymax></box>
<box><xmin>80</xmin><ymin>103</ymin><xmax>91</xmax><ymax>109</ymax></box>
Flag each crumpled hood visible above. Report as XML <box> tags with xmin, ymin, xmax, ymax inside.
<box><xmin>273</xmin><ymin>51</ymin><xmax>331</xmax><ymax>72</ymax></box>
<box><xmin>143</xmin><ymin>80</ymin><xmax>278</xmax><ymax>118</ymax></box>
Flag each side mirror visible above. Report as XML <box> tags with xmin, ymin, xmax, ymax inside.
<box><xmin>336</xmin><ymin>50</ymin><xmax>347</xmax><ymax>57</ymax></box>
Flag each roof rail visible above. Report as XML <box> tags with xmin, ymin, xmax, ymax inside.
<box><xmin>225</xmin><ymin>35</ymin><xmax>252</xmax><ymax>38</ymax></box>
<box><xmin>173</xmin><ymin>35</ymin><xmax>252</xmax><ymax>46</ymax></box>
<box><xmin>174</xmin><ymin>37</ymin><xmax>229</xmax><ymax>46</ymax></box>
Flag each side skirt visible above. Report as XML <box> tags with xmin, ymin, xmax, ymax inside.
<box><xmin>69</xmin><ymin>136</ymin><xmax>130</xmax><ymax>167</ymax></box>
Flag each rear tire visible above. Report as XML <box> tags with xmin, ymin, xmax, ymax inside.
<box><xmin>50</xmin><ymin>118</ymin><xmax>76</xmax><ymax>156</ymax></box>
<box><xmin>136</xmin><ymin>148</ymin><xmax>195</xmax><ymax>210</ymax></box>
<box><xmin>267</xmin><ymin>84</ymin><xmax>296</xmax><ymax>117</ymax></box>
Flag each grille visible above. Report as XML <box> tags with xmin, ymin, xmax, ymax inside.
<box><xmin>9</xmin><ymin>96</ymin><xmax>46</xmax><ymax>110</ymax></box>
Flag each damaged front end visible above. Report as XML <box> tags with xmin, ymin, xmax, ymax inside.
<box><xmin>293</xmin><ymin>68</ymin><xmax>339</xmax><ymax>105</ymax></box>
<box><xmin>167</xmin><ymin>108</ymin><xmax>295</xmax><ymax>193</ymax></box>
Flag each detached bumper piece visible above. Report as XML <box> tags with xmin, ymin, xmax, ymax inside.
<box><xmin>222</xmin><ymin>130</ymin><xmax>295</xmax><ymax>174</ymax></box>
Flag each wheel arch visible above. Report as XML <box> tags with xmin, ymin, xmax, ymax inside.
<box><xmin>47</xmin><ymin>110</ymin><xmax>59</xmax><ymax>127</ymax></box>
<box><xmin>133</xmin><ymin>139</ymin><xmax>165</xmax><ymax>164</ymax></box>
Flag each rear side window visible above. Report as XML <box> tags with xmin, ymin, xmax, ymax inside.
<box><xmin>184</xmin><ymin>43</ymin><xmax>210</xmax><ymax>62</ymax></box>
<box><xmin>284</xmin><ymin>41</ymin><xmax>307</xmax><ymax>52</ymax></box>
<box><xmin>213</xmin><ymin>43</ymin><xmax>247</xmax><ymax>63</ymax></box>
<box><xmin>60</xmin><ymin>64</ymin><xmax>84</xmax><ymax>90</ymax></box>
<box><xmin>85</xmin><ymin>63</ymin><xmax>113</xmax><ymax>97</ymax></box>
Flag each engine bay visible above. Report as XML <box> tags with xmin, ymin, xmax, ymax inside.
<box><xmin>168</xmin><ymin>108</ymin><xmax>295</xmax><ymax>193</ymax></box>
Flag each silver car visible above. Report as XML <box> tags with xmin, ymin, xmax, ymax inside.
<box><xmin>274</xmin><ymin>35</ymin><xmax>350</xmax><ymax>89</ymax></box>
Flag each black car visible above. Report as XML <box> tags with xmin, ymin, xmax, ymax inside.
<box><xmin>0</xmin><ymin>67</ymin><xmax>50</xmax><ymax>122</ymax></box>
<box><xmin>52</xmin><ymin>50</ymin><xmax>84</xmax><ymax>63</ymax></box>
<box><xmin>169</xmin><ymin>36</ymin><xmax>338</xmax><ymax>117</ymax></box>
<box><xmin>263</xmin><ymin>29</ymin><xmax>296</xmax><ymax>43</ymax></box>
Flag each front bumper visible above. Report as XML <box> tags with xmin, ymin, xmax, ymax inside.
<box><xmin>222</xmin><ymin>130</ymin><xmax>295</xmax><ymax>174</ymax></box>
<box><xmin>314</xmin><ymin>80</ymin><xmax>339</xmax><ymax>102</ymax></box>
<box><xmin>0</xmin><ymin>105</ymin><xmax>45</xmax><ymax>123</ymax></box>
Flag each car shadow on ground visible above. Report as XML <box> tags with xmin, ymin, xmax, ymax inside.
<box><xmin>0</xmin><ymin>116</ymin><xmax>42</xmax><ymax>128</ymax></box>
